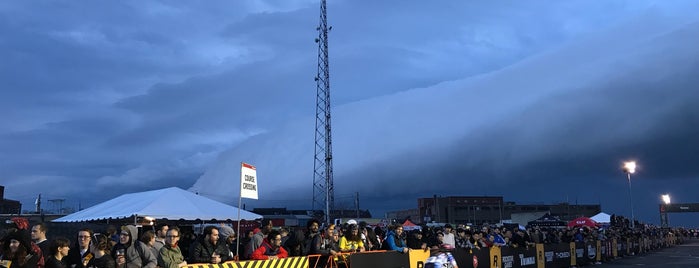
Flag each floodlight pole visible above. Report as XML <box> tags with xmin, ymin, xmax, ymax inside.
<box><xmin>626</xmin><ymin>172</ymin><xmax>635</xmax><ymax>229</ymax></box>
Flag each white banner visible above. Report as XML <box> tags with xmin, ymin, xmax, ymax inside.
<box><xmin>240</xmin><ymin>162</ymin><xmax>258</xmax><ymax>200</ymax></box>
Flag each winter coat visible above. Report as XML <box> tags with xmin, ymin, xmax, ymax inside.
<box><xmin>157</xmin><ymin>245</ymin><xmax>184</xmax><ymax>268</ymax></box>
<box><xmin>112</xmin><ymin>226</ymin><xmax>157</xmax><ymax>268</ymax></box>
<box><xmin>189</xmin><ymin>238</ymin><xmax>230</xmax><ymax>264</ymax></box>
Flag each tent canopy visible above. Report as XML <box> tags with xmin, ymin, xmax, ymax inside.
<box><xmin>527</xmin><ymin>213</ymin><xmax>566</xmax><ymax>227</ymax></box>
<box><xmin>402</xmin><ymin>219</ymin><xmax>421</xmax><ymax>231</ymax></box>
<box><xmin>567</xmin><ymin>217</ymin><xmax>598</xmax><ymax>228</ymax></box>
<box><xmin>53</xmin><ymin>187</ymin><xmax>262</xmax><ymax>222</ymax></box>
<box><xmin>590</xmin><ymin>212</ymin><xmax>611</xmax><ymax>224</ymax></box>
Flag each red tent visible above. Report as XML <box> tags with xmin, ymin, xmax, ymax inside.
<box><xmin>402</xmin><ymin>219</ymin><xmax>421</xmax><ymax>231</ymax></box>
<box><xmin>567</xmin><ymin>217</ymin><xmax>598</xmax><ymax>228</ymax></box>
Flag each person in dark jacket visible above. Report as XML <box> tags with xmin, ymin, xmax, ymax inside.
<box><xmin>112</xmin><ymin>225</ymin><xmax>156</xmax><ymax>268</ymax></box>
<box><xmin>65</xmin><ymin>229</ymin><xmax>94</xmax><ymax>268</ymax></box>
<box><xmin>302</xmin><ymin>219</ymin><xmax>321</xmax><ymax>256</ymax></box>
<box><xmin>90</xmin><ymin>235</ymin><xmax>114</xmax><ymax>268</ymax></box>
<box><xmin>45</xmin><ymin>238</ymin><xmax>70</xmax><ymax>268</ymax></box>
<box><xmin>188</xmin><ymin>226</ymin><xmax>230</xmax><ymax>264</ymax></box>
<box><xmin>407</xmin><ymin>230</ymin><xmax>427</xmax><ymax>250</ymax></box>
<box><xmin>1</xmin><ymin>229</ymin><xmax>41</xmax><ymax>268</ymax></box>
<box><xmin>307</xmin><ymin>225</ymin><xmax>340</xmax><ymax>268</ymax></box>
<box><xmin>30</xmin><ymin>224</ymin><xmax>49</xmax><ymax>260</ymax></box>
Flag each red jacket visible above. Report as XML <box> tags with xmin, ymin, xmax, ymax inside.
<box><xmin>250</xmin><ymin>241</ymin><xmax>288</xmax><ymax>260</ymax></box>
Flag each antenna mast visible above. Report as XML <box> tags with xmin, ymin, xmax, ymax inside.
<box><xmin>312</xmin><ymin>0</ymin><xmax>334</xmax><ymax>225</ymax></box>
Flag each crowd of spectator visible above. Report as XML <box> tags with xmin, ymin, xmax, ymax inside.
<box><xmin>1</xmin><ymin>215</ymin><xmax>694</xmax><ymax>268</ymax></box>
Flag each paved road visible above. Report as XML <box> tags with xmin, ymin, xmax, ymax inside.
<box><xmin>595</xmin><ymin>239</ymin><xmax>699</xmax><ymax>268</ymax></box>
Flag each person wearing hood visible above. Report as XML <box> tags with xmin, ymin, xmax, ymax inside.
<box><xmin>112</xmin><ymin>226</ymin><xmax>156</xmax><ymax>268</ymax></box>
<box><xmin>1</xmin><ymin>229</ymin><xmax>41</xmax><ymax>268</ymax></box>
<box><xmin>157</xmin><ymin>227</ymin><xmax>186</xmax><ymax>268</ymax></box>
<box><xmin>216</xmin><ymin>225</ymin><xmax>237</xmax><ymax>260</ymax></box>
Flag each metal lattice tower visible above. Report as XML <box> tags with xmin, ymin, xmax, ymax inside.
<box><xmin>312</xmin><ymin>0</ymin><xmax>334</xmax><ymax>225</ymax></box>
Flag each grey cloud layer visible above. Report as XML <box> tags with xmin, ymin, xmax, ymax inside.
<box><xmin>1</xmin><ymin>1</ymin><xmax>696</xmax><ymax>225</ymax></box>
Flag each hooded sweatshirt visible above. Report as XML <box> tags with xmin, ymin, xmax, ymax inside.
<box><xmin>112</xmin><ymin>226</ymin><xmax>157</xmax><ymax>268</ymax></box>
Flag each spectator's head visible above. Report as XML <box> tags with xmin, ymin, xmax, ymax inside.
<box><xmin>331</xmin><ymin>229</ymin><xmax>340</xmax><ymax>242</ymax></box>
<box><xmin>155</xmin><ymin>223</ymin><xmax>169</xmax><ymax>239</ymax></box>
<box><xmin>218</xmin><ymin>225</ymin><xmax>235</xmax><ymax>240</ymax></box>
<box><xmin>444</xmin><ymin>224</ymin><xmax>453</xmax><ymax>232</ymax></box>
<box><xmin>307</xmin><ymin>219</ymin><xmax>320</xmax><ymax>233</ymax></box>
<box><xmin>393</xmin><ymin>225</ymin><xmax>404</xmax><ymax>236</ymax></box>
<box><xmin>140</xmin><ymin>230</ymin><xmax>156</xmax><ymax>247</ymax></box>
<box><xmin>204</xmin><ymin>226</ymin><xmax>220</xmax><ymax>245</ymax></box>
<box><xmin>267</xmin><ymin>230</ymin><xmax>282</xmax><ymax>249</ymax></box>
<box><xmin>324</xmin><ymin>224</ymin><xmax>336</xmax><ymax>236</ymax></box>
<box><xmin>31</xmin><ymin>223</ymin><xmax>47</xmax><ymax>242</ymax></box>
<box><xmin>260</xmin><ymin>219</ymin><xmax>274</xmax><ymax>234</ymax></box>
<box><xmin>78</xmin><ymin>228</ymin><xmax>94</xmax><ymax>249</ymax></box>
<box><xmin>165</xmin><ymin>227</ymin><xmax>181</xmax><ymax>247</ymax></box>
<box><xmin>413</xmin><ymin>230</ymin><xmax>423</xmax><ymax>238</ymax></box>
<box><xmin>359</xmin><ymin>221</ymin><xmax>368</xmax><ymax>230</ymax></box>
<box><xmin>49</xmin><ymin>237</ymin><xmax>70</xmax><ymax>256</ymax></box>
<box><xmin>92</xmin><ymin>234</ymin><xmax>111</xmax><ymax>254</ymax></box>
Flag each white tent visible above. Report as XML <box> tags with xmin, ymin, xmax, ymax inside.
<box><xmin>590</xmin><ymin>212</ymin><xmax>611</xmax><ymax>224</ymax></box>
<box><xmin>53</xmin><ymin>187</ymin><xmax>262</xmax><ymax>222</ymax></box>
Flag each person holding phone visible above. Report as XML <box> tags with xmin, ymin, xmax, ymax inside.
<box><xmin>112</xmin><ymin>225</ymin><xmax>156</xmax><ymax>268</ymax></box>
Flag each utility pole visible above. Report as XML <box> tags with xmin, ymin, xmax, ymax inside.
<box><xmin>312</xmin><ymin>0</ymin><xmax>335</xmax><ymax>225</ymax></box>
<box><xmin>355</xmin><ymin>192</ymin><xmax>359</xmax><ymax>219</ymax></box>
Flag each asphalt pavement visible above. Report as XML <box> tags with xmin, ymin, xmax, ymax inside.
<box><xmin>594</xmin><ymin>239</ymin><xmax>699</xmax><ymax>268</ymax></box>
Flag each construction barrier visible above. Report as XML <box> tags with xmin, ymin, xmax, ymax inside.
<box><xmin>182</xmin><ymin>237</ymin><xmax>680</xmax><ymax>268</ymax></box>
<box><xmin>408</xmin><ymin>249</ymin><xmax>430</xmax><ymax>268</ymax></box>
<box><xmin>184</xmin><ymin>256</ymin><xmax>308</xmax><ymax>268</ymax></box>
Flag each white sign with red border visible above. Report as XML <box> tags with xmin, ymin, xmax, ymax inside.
<box><xmin>240</xmin><ymin>162</ymin><xmax>258</xmax><ymax>200</ymax></box>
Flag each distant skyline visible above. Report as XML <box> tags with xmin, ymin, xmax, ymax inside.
<box><xmin>1</xmin><ymin>1</ymin><xmax>698</xmax><ymax>227</ymax></box>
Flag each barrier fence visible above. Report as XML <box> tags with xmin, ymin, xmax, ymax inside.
<box><xmin>182</xmin><ymin>235</ymin><xmax>680</xmax><ymax>268</ymax></box>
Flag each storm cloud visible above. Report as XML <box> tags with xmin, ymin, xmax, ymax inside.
<box><xmin>1</xmin><ymin>1</ymin><xmax>697</xmax><ymax>225</ymax></box>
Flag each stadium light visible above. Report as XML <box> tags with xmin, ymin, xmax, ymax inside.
<box><xmin>622</xmin><ymin>161</ymin><xmax>637</xmax><ymax>228</ymax></box>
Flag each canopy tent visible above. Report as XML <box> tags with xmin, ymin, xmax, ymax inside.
<box><xmin>527</xmin><ymin>213</ymin><xmax>566</xmax><ymax>227</ymax></box>
<box><xmin>590</xmin><ymin>212</ymin><xmax>611</xmax><ymax>224</ymax></box>
<box><xmin>53</xmin><ymin>187</ymin><xmax>262</xmax><ymax>222</ymax></box>
<box><xmin>402</xmin><ymin>219</ymin><xmax>421</xmax><ymax>231</ymax></box>
<box><xmin>567</xmin><ymin>217</ymin><xmax>598</xmax><ymax>228</ymax></box>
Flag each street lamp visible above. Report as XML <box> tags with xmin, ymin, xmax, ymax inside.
<box><xmin>660</xmin><ymin>194</ymin><xmax>670</xmax><ymax>228</ymax></box>
<box><xmin>662</xmin><ymin>194</ymin><xmax>671</xmax><ymax>205</ymax></box>
<box><xmin>622</xmin><ymin>161</ymin><xmax>636</xmax><ymax>228</ymax></box>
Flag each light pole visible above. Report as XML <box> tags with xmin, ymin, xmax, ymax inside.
<box><xmin>623</xmin><ymin>161</ymin><xmax>636</xmax><ymax>229</ymax></box>
<box><xmin>660</xmin><ymin>194</ymin><xmax>670</xmax><ymax>228</ymax></box>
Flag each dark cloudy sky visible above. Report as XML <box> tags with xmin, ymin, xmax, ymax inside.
<box><xmin>2</xmin><ymin>1</ymin><xmax>698</xmax><ymax>226</ymax></box>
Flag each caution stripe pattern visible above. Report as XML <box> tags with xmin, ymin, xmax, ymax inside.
<box><xmin>185</xmin><ymin>257</ymin><xmax>308</xmax><ymax>268</ymax></box>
